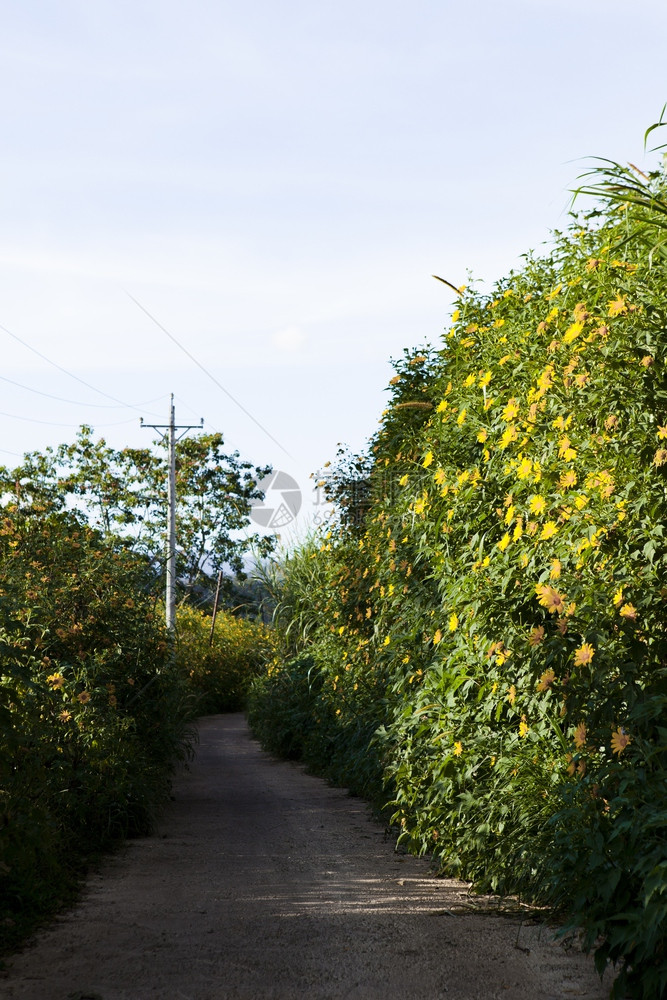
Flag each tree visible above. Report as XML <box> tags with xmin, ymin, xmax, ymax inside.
<box><xmin>0</xmin><ymin>425</ymin><xmax>274</xmax><ymax>607</ymax></box>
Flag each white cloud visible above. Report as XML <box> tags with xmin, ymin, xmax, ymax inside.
<box><xmin>272</xmin><ymin>326</ymin><xmax>307</xmax><ymax>351</ymax></box>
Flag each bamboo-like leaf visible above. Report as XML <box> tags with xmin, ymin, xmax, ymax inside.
<box><xmin>644</xmin><ymin>103</ymin><xmax>667</xmax><ymax>149</ymax></box>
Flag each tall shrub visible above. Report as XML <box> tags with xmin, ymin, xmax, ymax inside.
<box><xmin>251</xmin><ymin>155</ymin><xmax>667</xmax><ymax>997</ymax></box>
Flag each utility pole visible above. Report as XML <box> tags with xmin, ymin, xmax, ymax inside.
<box><xmin>141</xmin><ymin>395</ymin><xmax>203</xmax><ymax>631</ymax></box>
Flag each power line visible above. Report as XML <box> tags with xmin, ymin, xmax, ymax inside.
<box><xmin>126</xmin><ymin>292</ymin><xmax>293</xmax><ymax>459</ymax></box>
<box><xmin>0</xmin><ymin>372</ymin><xmax>166</xmax><ymax>410</ymax></box>
<box><xmin>0</xmin><ymin>409</ymin><xmax>139</xmax><ymax>428</ymax></box>
<box><xmin>0</xmin><ymin>321</ymin><xmax>165</xmax><ymax>418</ymax></box>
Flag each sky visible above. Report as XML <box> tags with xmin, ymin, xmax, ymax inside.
<box><xmin>1</xmin><ymin>0</ymin><xmax>666</xmax><ymax>541</ymax></box>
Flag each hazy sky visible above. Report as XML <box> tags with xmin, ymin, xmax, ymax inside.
<box><xmin>1</xmin><ymin>0</ymin><xmax>666</xmax><ymax>537</ymax></box>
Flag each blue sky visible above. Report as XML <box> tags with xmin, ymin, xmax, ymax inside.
<box><xmin>1</xmin><ymin>0</ymin><xmax>666</xmax><ymax>537</ymax></box>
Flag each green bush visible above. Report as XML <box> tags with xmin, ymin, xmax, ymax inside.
<box><xmin>250</xmin><ymin>151</ymin><xmax>667</xmax><ymax>997</ymax></box>
<box><xmin>174</xmin><ymin>603</ymin><xmax>277</xmax><ymax>713</ymax></box>
<box><xmin>0</xmin><ymin>500</ymin><xmax>194</xmax><ymax>952</ymax></box>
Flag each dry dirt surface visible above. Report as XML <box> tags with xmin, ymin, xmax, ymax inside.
<box><xmin>1</xmin><ymin>714</ymin><xmax>616</xmax><ymax>1000</ymax></box>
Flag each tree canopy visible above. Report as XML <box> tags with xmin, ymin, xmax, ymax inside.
<box><xmin>0</xmin><ymin>425</ymin><xmax>274</xmax><ymax>605</ymax></box>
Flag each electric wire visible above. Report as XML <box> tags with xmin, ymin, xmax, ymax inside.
<box><xmin>0</xmin><ymin>321</ymin><xmax>165</xmax><ymax>418</ymax></box>
<box><xmin>0</xmin><ymin>409</ymin><xmax>140</xmax><ymax>427</ymax></box>
<box><xmin>126</xmin><ymin>292</ymin><xmax>293</xmax><ymax>459</ymax></box>
<box><xmin>0</xmin><ymin>372</ymin><xmax>166</xmax><ymax>410</ymax></box>
<box><xmin>173</xmin><ymin>394</ymin><xmax>258</xmax><ymax>460</ymax></box>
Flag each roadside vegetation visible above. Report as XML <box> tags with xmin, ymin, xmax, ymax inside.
<box><xmin>248</xmin><ymin>140</ymin><xmax>667</xmax><ymax>999</ymax></box>
<box><xmin>0</xmin><ymin>431</ymin><xmax>273</xmax><ymax>953</ymax></box>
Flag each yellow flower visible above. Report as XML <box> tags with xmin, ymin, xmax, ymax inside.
<box><xmin>585</xmin><ymin>469</ymin><xmax>615</xmax><ymax>497</ymax></box>
<box><xmin>477</xmin><ymin>428</ymin><xmax>488</xmax><ymax>443</ymax></box>
<box><xmin>540</xmin><ymin>521</ymin><xmax>557</xmax><ymax>541</ymax></box>
<box><xmin>449</xmin><ymin>614</ymin><xmax>459</xmax><ymax>632</ymax></box>
<box><xmin>563</xmin><ymin>321</ymin><xmax>584</xmax><ymax>345</ymax></box>
<box><xmin>77</xmin><ymin>691</ymin><xmax>91</xmax><ymax>704</ymax></box>
<box><xmin>497</xmin><ymin>532</ymin><xmax>511</xmax><ymax>552</ymax></box>
<box><xmin>383</xmin><ymin>635</ymin><xmax>391</xmax><ymax>646</ymax></box>
<box><xmin>464</xmin><ymin>374</ymin><xmax>476</xmax><ymax>387</ymax></box>
<box><xmin>559</xmin><ymin>470</ymin><xmax>577</xmax><ymax>489</ymax></box>
<box><xmin>453</xmin><ymin>741</ymin><xmax>463</xmax><ymax>757</ymax></box>
<box><xmin>59</xmin><ymin>710</ymin><xmax>72</xmax><ymax>723</ymax></box>
<box><xmin>573</xmin><ymin>722</ymin><xmax>587</xmax><ymax>749</ymax></box>
<box><xmin>536</xmin><ymin>365</ymin><xmax>554</xmax><ymax>393</ymax></box>
<box><xmin>528</xmin><ymin>625</ymin><xmax>545</xmax><ymax>647</ymax></box>
<box><xmin>619</xmin><ymin>603</ymin><xmax>637</xmax><ymax>620</ymax></box>
<box><xmin>516</xmin><ymin>457</ymin><xmax>533</xmax><ymax>480</ymax></box>
<box><xmin>537</xmin><ymin>669</ymin><xmax>556</xmax><ymax>692</ymax></box>
<box><xmin>478</xmin><ymin>371</ymin><xmax>492</xmax><ymax>388</ymax></box>
<box><xmin>658</xmin><ymin>425</ymin><xmax>667</xmax><ymax>440</ymax></box>
<box><xmin>512</xmin><ymin>519</ymin><xmax>523</xmax><ymax>541</ymax></box>
<box><xmin>535</xmin><ymin>584</ymin><xmax>566</xmax><ymax>614</ymax></box>
<box><xmin>399</xmin><ymin>473</ymin><xmax>409</xmax><ymax>486</ymax></box>
<box><xmin>499</xmin><ymin>425</ymin><xmax>518</xmax><ymax>449</ymax></box>
<box><xmin>654</xmin><ymin>449</ymin><xmax>667</xmax><ymax>467</ymax></box>
<box><xmin>550</xmin><ymin>559</ymin><xmax>562</xmax><ymax>580</ymax></box>
<box><xmin>434</xmin><ymin>468</ymin><xmax>447</xmax><ymax>486</ymax></box>
<box><xmin>519</xmin><ymin>719</ymin><xmax>529</xmax><ymax>738</ymax></box>
<box><xmin>610</xmin><ymin>727</ymin><xmax>631</xmax><ymax>755</ymax></box>
<box><xmin>457</xmin><ymin>408</ymin><xmax>467</xmax><ymax>426</ymax></box>
<box><xmin>574</xmin><ymin>643</ymin><xmax>595</xmax><ymax>666</ymax></box>
<box><xmin>422</xmin><ymin>451</ymin><xmax>434</xmax><ymax>468</ymax></box>
<box><xmin>612</xmin><ymin>586</ymin><xmax>624</xmax><ymax>606</ymax></box>
<box><xmin>607</xmin><ymin>295</ymin><xmax>628</xmax><ymax>317</ymax></box>
<box><xmin>558</xmin><ymin>436</ymin><xmax>577</xmax><ymax>462</ymax></box>
<box><xmin>433</xmin><ymin>629</ymin><xmax>443</xmax><ymax>645</ymax></box>
<box><xmin>414</xmin><ymin>495</ymin><xmax>427</xmax><ymax>515</ymax></box>
<box><xmin>529</xmin><ymin>495</ymin><xmax>546</xmax><ymax>515</ymax></box>
<box><xmin>502</xmin><ymin>398</ymin><xmax>520</xmax><ymax>422</ymax></box>
<box><xmin>507</xmin><ymin>684</ymin><xmax>517</xmax><ymax>705</ymax></box>
<box><xmin>47</xmin><ymin>673</ymin><xmax>65</xmax><ymax>689</ymax></box>
<box><xmin>436</xmin><ymin>398</ymin><xmax>449</xmax><ymax>413</ymax></box>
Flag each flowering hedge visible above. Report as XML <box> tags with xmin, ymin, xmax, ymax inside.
<box><xmin>174</xmin><ymin>603</ymin><xmax>277</xmax><ymax>713</ymax></box>
<box><xmin>0</xmin><ymin>499</ymin><xmax>193</xmax><ymax>952</ymax></box>
<box><xmin>250</xmin><ymin>160</ymin><xmax>667</xmax><ymax>998</ymax></box>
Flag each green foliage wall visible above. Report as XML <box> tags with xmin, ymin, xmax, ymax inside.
<box><xmin>174</xmin><ymin>603</ymin><xmax>277</xmax><ymax>713</ymax></box>
<box><xmin>0</xmin><ymin>500</ymin><xmax>194</xmax><ymax>951</ymax></box>
<box><xmin>250</xmin><ymin>165</ymin><xmax>667</xmax><ymax>998</ymax></box>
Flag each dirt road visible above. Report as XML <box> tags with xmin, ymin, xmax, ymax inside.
<box><xmin>1</xmin><ymin>714</ymin><xmax>614</xmax><ymax>1000</ymax></box>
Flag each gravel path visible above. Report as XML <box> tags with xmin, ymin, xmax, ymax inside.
<box><xmin>0</xmin><ymin>714</ymin><xmax>614</xmax><ymax>1000</ymax></box>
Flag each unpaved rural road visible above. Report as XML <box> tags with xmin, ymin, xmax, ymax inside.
<box><xmin>1</xmin><ymin>714</ymin><xmax>615</xmax><ymax>1000</ymax></box>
